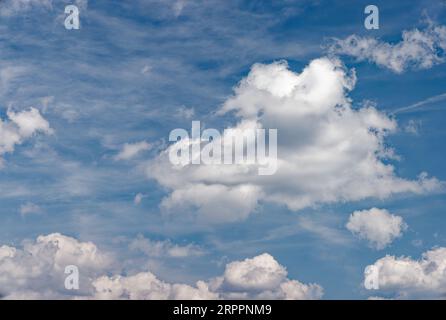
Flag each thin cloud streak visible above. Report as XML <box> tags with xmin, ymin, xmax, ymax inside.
<box><xmin>393</xmin><ymin>92</ymin><xmax>446</xmax><ymax>114</ymax></box>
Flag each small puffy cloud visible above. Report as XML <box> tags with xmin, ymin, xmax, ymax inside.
<box><xmin>129</xmin><ymin>235</ymin><xmax>204</xmax><ymax>258</ymax></box>
<box><xmin>148</xmin><ymin>57</ymin><xmax>443</xmax><ymax>223</ymax></box>
<box><xmin>365</xmin><ymin>247</ymin><xmax>446</xmax><ymax>299</ymax></box>
<box><xmin>0</xmin><ymin>107</ymin><xmax>52</xmax><ymax>166</ymax></box>
<box><xmin>328</xmin><ymin>23</ymin><xmax>446</xmax><ymax>73</ymax></box>
<box><xmin>7</xmin><ymin>108</ymin><xmax>53</xmax><ymax>138</ymax></box>
<box><xmin>346</xmin><ymin>208</ymin><xmax>407</xmax><ymax>250</ymax></box>
<box><xmin>141</xmin><ymin>65</ymin><xmax>152</xmax><ymax>75</ymax></box>
<box><xmin>133</xmin><ymin>193</ymin><xmax>146</xmax><ymax>205</ymax></box>
<box><xmin>114</xmin><ymin>141</ymin><xmax>151</xmax><ymax>161</ymax></box>
<box><xmin>0</xmin><ymin>234</ymin><xmax>321</xmax><ymax>300</ymax></box>
<box><xmin>208</xmin><ymin>253</ymin><xmax>323</xmax><ymax>299</ymax></box>
<box><xmin>19</xmin><ymin>202</ymin><xmax>42</xmax><ymax>217</ymax></box>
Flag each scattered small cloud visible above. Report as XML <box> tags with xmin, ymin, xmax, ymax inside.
<box><xmin>404</xmin><ymin>119</ymin><xmax>422</xmax><ymax>135</ymax></box>
<box><xmin>114</xmin><ymin>141</ymin><xmax>151</xmax><ymax>161</ymax></box>
<box><xmin>365</xmin><ymin>247</ymin><xmax>446</xmax><ymax>299</ymax></box>
<box><xmin>133</xmin><ymin>193</ymin><xmax>146</xmax><ymax>205</ymax></box>
<box><xmin>328</xmin><ymin>23</ymin><xmax>446</xmax><ymax>73</ymax></box>
<box><xmin>346</xmin><ymin>208</ymin><xmax>407</xmax><ymax>250</ymax></box>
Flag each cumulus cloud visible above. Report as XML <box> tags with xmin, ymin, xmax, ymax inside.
<box><xmin>346</xmin><ymin>208</ymin><xmax>407</xmax><ymax>250</ymax></box>
<box><xmin>129</xmin><ymin>234</ymin><xmax>204</xmax><ymax>258</ymax></box>
<box><xmin>0</xmin><ymin>234</ymin><xmax>321</xmax><ymax>300</ymax></box>
<box><xmin>93</xmin><ymin>253</ymin><xmax>322</xmax><ymax>300</ymax></box>
<box><xmin>0</xmin><ymin>0</ymin><xmax>88</xmax><ymax>16</ymax></box>
<box><xmin>19</xmin><ymin>202</ymin><xmax>42</xmax><ymax>217</ymax></box>
<box><xmin>114</xmin><ymin>141</ymin><xmax>151</xmax><ymax>161</ymax></box>
<box><xmin>92</xmin><ymin>272</ymin><xmax>218</xmax><ymax>300</ymax></box>
<box><xmin>148</xmin><ymin>57</ymin><xmax>443</xmax><ymax>223</ymax></box>
<box><xmin>328</xmin><ymin>23</ymin><xmax>446</xmax><ymax>73</ymax></box>
<box><xmin>0</xmin><ymin>233</ymin><xmax>113</xmax><ymax>299</ymax></box>
<box><xmin>365</xmin><ymin>247</ymin><xmax>446</xmax><ymax>299</ymax></box>
<box><xmin>0</xmin><ymin>107</ymin><xmax>52</xmax><ymax>167</ymax></box>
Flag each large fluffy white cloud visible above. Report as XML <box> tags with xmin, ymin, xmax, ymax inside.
<box><xmin>0</xmin><ymin>233</ymin><xmax>113</xmax><ymax>299</ymax></box>
<box><xmin>93</xmin><ymin>253</ymin><xmax>322</xmax><ymax>300</ymax></box>
<box><xmin>0</xmin><ymin>107</ymin><xmax>52</xmax><ymax>167</ymax></box>
<box><xmin>0</xmin><ymin>234</ymin><xmax>320</xmax><ymax>300</ymax></box>
<box><xmin>328</xmin><ymin>23</ymin><xmax>446</xmax><ymax>73</ymax></box>
<box><xmin>364</xmin><ymin>247</ymin><xmax>446</xmax><ymax>299</ymax></box>
<box><xmin>147</xmin><ymin>57</ymin><xmax>443</xmax><ymax>223</ymax></box>
<box><xmin>207</xmin><ymin>253</ymin><xmax>323</xmax><ymax>300</ymax></box>
<box><xmin>346</xmin><ymin>208</ymin><xmax>407</xmax><ymax>250</ymax></box>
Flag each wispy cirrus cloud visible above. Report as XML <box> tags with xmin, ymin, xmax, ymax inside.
<box><xmin>328</xmin><ymin>23</ymin><xmax>446</xmax><ymax>73</ymax></box>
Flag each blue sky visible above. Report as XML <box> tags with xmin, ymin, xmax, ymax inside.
<box><xmin>0</xmin><ymin>0</ymin><xmax>446</xmax><ymax>299</ymax></box>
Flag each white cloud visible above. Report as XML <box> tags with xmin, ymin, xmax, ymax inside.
<box><xmin>133</xmin><ymin>193</ymin><xmax>146</xmax><ymax>205</ymax></box>
<box><xmin>208</xmin><ymin>253</ymin><xmax>323</xmax><ymax>299</ymax></box>
<box><xmin>346</xmin><ymin>208</ymin><xmax>407</xmax><ymax>250</ymax></box>
<box><xmin>114</xmin><ymin>141</ymin><xmax>151</xmax><ymax>161</ymax></box>
<box><xmin>0</xmin><ymin>233</ymin><xmax>113</xmax><ymax>299</ymax></box>
<box><xmin>141</xmin><ymin>65</ymin><xmax>152</xmax><ymax>75</ymax></box>
<box><xmin>0</xmin><ymin>107</ymin><xmax>52</xmax><ymax>167</ymax></box>
<box><xmin>365</xmin><ymin>247</ymin><xmax>446</xmax><ymax>299</ymax></box>
<box><xmin>0</xmin><ymin>0</ymin><xmax>53</xmax><ymax>16</ymax></box>
<box><xmin>172</xmin><ymin>0</ymin><xmax>187</xmax><ymax>17</ymax></box>
<box><xmin>148</xmin><ymin>57</ymin><xmax>443</xmax><ymax>223</ymax></box>
<box><xmin>404</xmin><ymin>119</ymin><xmax>421</xmax><ymax>135</ymax></box>
<box><xmin>92</xmin><ymin>272</ymin><xmax>218</xmax><ymax>300</ymax></box>
<box><xmin>7</xmin><ymin>108</ymin><xmax>53</xmax><ymax>138</ymax></box>
<box><xmin>328</xmin><ymin>23</ymin><xmax>446</xmax><ymax>73</ymax></box>
<box><xmin>129</xmin><ymin>235</ymin><xmax>204</xmax><ymax>258</ymax></box>
<box><xmin>19</xmin><ymin>202</ymin><xmax>42</xmax><ymax>217</ymax></box>
<box><xmin>0</xmin><ymin>234</ymin><xmax>321</xmax><ymax>300</ymax></box>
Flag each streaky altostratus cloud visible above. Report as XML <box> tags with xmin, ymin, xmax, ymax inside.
<box><xmin>365</xmin><ymin>247</ymin><xmax>446</xmax><ymax>299</ymax></box>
